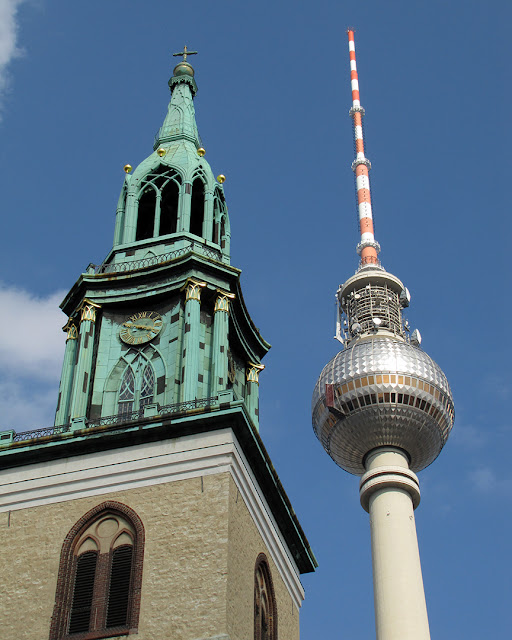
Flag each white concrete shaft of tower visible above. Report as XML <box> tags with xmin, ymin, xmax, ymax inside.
<box><xmin>360</xmin><ymin>447</ymin><xmax>431</xmax><ymax>640</ymax></box>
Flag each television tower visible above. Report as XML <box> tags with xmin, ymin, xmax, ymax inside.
<box><xmin>311</xmin><ymin>30</ymin><xmax>455</xmax><ymax>640</ymax></box>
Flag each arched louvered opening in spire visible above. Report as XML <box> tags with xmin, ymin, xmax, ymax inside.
<box><xmin>135</xmin><ymin>166</ymin><xmax>182</xmax><ymax>241</ymax></box>
<box><xmin>136</xmin><ymin>186</ymin><xmax>157</xmax><ymax>241</ymax></box>
<box><xmin>190</xmin><ymin>177</ymin><xmax>205</xmax><ymax>237</ymax></box>
<box><xmin>160</xmin><ymin>179</ymin><xmax>179</xmax><ymax>235</ymax></box>
<box><xmin>49</xmin><ymin>502</ymin><xmax>144</xmax><ymax>640</ymax></box>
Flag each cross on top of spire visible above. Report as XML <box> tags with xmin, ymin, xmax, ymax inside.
<box><xmin>173</xmin><ymin>46</ymin><xmax>198</xmax><ymax>62</ymax></box>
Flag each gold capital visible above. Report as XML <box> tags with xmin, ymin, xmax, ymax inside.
<box><xmin>214</xmin><ymin>289</ymin><xmax>235</xmax><ymax>314</ymax></box>
<box><xmin>246</xmin><ymin>362</ymin><xmax>265</xmax><ymax>385</ymax></box>
<box><xmin>78</xmin><ymin>298</ymin><xmax>101</xmax><ymax>323</ymax></box>
<box><xmin>62</xmin><ymin>319</ymin><xmax>78</xmax><ymax>341</ymax></box>
<box><xmin>181</xmin><ymin>278</ymin><xmax>207</xmax><ymax>302</ymax></box>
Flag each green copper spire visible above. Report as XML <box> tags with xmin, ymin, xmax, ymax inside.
<box><xmin>155</xmin><ymin>47</ymin><xmax>200</xmax><ymax>148</ymax></box>
<box><xmin>110</xmin><ymin>49</ymin><xmax>231</xmax><ymax>265</ymax></box>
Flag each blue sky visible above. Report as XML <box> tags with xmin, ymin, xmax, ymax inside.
<box><xmin>1</xmin><ymin>1</ymin><xmax>511</xmax><ymax>638</ymax></box>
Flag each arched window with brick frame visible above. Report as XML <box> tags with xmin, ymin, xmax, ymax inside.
<box><xmin>254</xmin><ymin>553</ymin><xmax>278</xmax><ymax>640</ymax></box>
<box><xmin>49</xmin><ymin>501</ymin><xmax>144</xmax><ymax>640</ymax></box>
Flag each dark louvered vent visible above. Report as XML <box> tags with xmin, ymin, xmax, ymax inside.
<box><xmin>68</xmin><ymin>551</ymin><xmax>98</xmax><ymax>634</ymax></box>
<box><xmin>106</xmin><ymin>545</ymin><xmax>133</xmax><ymax>628</ymax></box>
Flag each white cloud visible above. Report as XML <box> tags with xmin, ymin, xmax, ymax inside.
<box><xmin>0</xmin><ymin>283</ymin><xmax>66</xmax><ymax>381</ymax></box>
<box><xmin>482</xmin><ymin>373</ymin><xmax>511</xmax><ymax>400</ymax></box>
<box><xmin>0</xmin><ymin>376</ymin><xmax>58</xmax><ymax>430</ymax></box>
<box><xmin>469</xmin><ymin>466</ymin><xmax>512</xmax><ymax>497</ymax></box>
<box><xmin>451</xmin><ymin>422</ymin><xmax>486</xmax><ymax>449</ymax></box>
<box><xmin>469</xmin><ymin>467</ymin><xmax>497</xmax><ymax>493</ymax></box>
<box><xmin>0</xmin><ymin>0</ymin><xmax>26</xmax><ymax>105</ymax></box>
<box><xmin>0</xmin><ymin>283</ymin><xmax>66</xmax><ymax>431</ymax></box>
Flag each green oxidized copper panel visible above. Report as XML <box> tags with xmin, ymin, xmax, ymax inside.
<box><xmin>50</xmin><ymin>56</ymin><xmax>268</xmax><ymax>440</ymax></box>
<box><xmin>89</xmin><ymin>296</ymin><xmax>182</xmax><ymax>419</ymax></box>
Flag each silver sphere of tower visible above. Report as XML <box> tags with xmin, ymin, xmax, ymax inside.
<box><xmin>312</xmin><ymin>265</ymin><xmax>454</xmax><ymax>475</ymax></box>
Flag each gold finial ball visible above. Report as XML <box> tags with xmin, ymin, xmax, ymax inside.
<box><xmin>157</xmin><ymin>147</ymin><xmax>166</xmax><ymax>157</ymax></box>
<box><xmin>124</xmin><ymin>164</ymin><xmax>133</xmax><ymax>174</ymax></box>
<box><xmin>217</xmin><ymin>174</ymin><xmax>226</xmax><ymax>184</ymax></box>
<box><xmin>197</xmin><ymin>147</ymin><xmax>206</xmax><ymax>157</ymax></box>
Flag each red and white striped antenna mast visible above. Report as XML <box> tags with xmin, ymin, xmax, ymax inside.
<box><xmin>347</xmin><ymin>29</ymin><xmax>381</xmax><ymax>268</ymax></box>
<box><xmin>314</xmin><ymin>30</ymin><xmax>455</xmax><ymax>640</ymax></box>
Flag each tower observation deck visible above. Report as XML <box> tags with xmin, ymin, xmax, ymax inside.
<box><xmin>311</xmin><ymin>30</ymin><xmax>455</xmax><ymax>640</ymax></box>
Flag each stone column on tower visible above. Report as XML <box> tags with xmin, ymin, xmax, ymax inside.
<box><xmin>180</xmin><ymin>278</ymin><xmax>206</xmax><ymax>401</ymax></box>
<box><xmin>211</xmin><ymin>290</ymin><xmax>235</xmax><ymax>395</ymax></box>
<box><xmin>54</xmin><ymin>319</ymin><xmax>78</xmax><ymax>426</ymax></box>
<box><xmin>153</xmin><ymin>189</ymin><xmax>163</xmax><ymax>237</ymax></box>
<box><xmin>113</xmin><ymin>174</ymin><xmax>130</xmax><ymax>247</ymax></box>
<box><xmin>246</xmin><ymin>362</ymin><xmax>264</xmax><ymax>428</ymax></box>
<box><xmin>204</xmin><ymin>189</ymin><xmax>214</xmax><ymax>241</ymax></box>
<box><xmin>122</xmin><ymin>189</ymin><xmax>138</xmax><ymax>244</ymax></box>
<box><xmin>69</xmin><ymin>300</ymin><xmax>101</xmax><ymax>420</ymax></box>
<box><xmin>180</xmin><ymin>181</ymin><xmax>193</xmax><ymax>233</ymax></box>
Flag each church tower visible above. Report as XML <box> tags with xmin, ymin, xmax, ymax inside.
<box><xmin>0</xmin><ymin>50</ymin><xmax>316</xmax><ymax>640</ymax></box>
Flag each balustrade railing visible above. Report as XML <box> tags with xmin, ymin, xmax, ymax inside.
<box><xmin>12</xmin><ymin>425</ymin><xmax>70</xmax><ymax>442</ymax></box>
<box><xmin>8</xmin><ymin>396</ymin><xmax>219</xmax><ymax>444</ymax></box>
<box><xmin>94</xmin><ymin>242</ymin><xmax>222</xmax><ymax>275</ymax></box>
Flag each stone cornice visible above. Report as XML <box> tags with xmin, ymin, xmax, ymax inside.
<box><xmin>0</xmin><ymin>428</ymin><xmax>304</xmax><ymax>608</ymax></box>
<box><xmin>0</xmin><ymin>404</ymin><xmax>317</xmax><ymax>575</ymax></box>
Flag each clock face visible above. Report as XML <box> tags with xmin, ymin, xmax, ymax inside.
<box><xmin>120</xmin><ymin>311</ymin><xmax>163</xmax><ymax>345</ymax></box>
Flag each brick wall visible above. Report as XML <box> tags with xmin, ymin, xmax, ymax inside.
<box><xmin>0</xmin><ymin>471</ymin><xmax>300</xmax><ymax>640</ymax></box>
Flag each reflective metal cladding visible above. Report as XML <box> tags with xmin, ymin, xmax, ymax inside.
<box><xmin>312</xmin><ymin>336</ymin><xmax>454</xmax><ymax>475</ymax></box>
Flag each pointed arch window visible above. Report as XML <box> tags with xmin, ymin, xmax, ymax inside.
<box><xmin>49</xmin><ymin>502</ymin><xmax>144</xmax><ymax>640</ymax></box>
<box><xmin>254</xmin><ymin>554</ymin><xmax>278</xmax><ymax>640</ymax></box>
<box><xmin>190</xmin><ymin>177</ymin><xmax>205</xmax><ymax>237</ymax></box>
<box><xmin>118</xmin><ymin>368</ymin><xmax>135</xmax><ymax>417</ymax></box>
<box><xmin>135</xmin><ymin>166</ymin><xmax>181</xmax><ymax>241</ymax></box>
<box><xmin>139</xmin><ymin>364</ymin><xmax>155</xmax><ymax>409</ymax></box>
<box><xmin>118</xmin><ymin>361</ymin><xmax>155</xmax><ymax>417</ymax></box>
